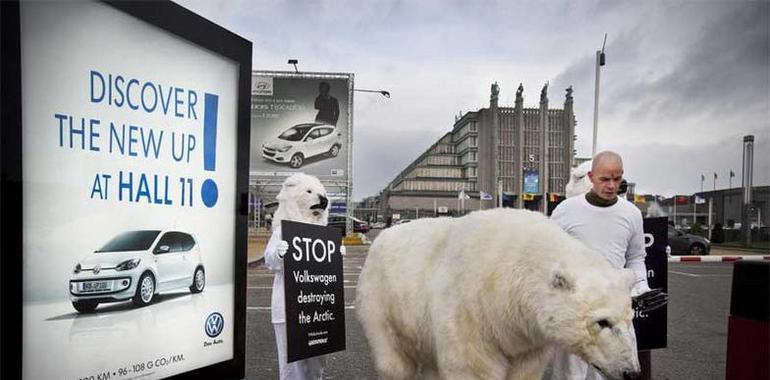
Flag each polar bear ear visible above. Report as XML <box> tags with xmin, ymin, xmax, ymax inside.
<box><xmin>551</xmin><ymin>269</ymin><xmax>574</xmax><ymax>291</ymax></box>
<box><xmin>283</xmin><ymin>173</ymin><xmax>304</xmax><ymax>187</ymax></box>
<box><xmin>276</xmin><ymin>174</ymin><xmax>304</xmax><ymax>201</ymax></box>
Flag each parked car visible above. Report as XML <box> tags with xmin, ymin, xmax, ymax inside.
<box><xmin>668</xmin><ymin>225</ymin><xmax>711</xmax><ymax>255</ymax></box>
<box><xmin>262</xmin><ymin>123</ymin><xmax>342</xmax><ymax>168</ymax></box>
<box><xmin>352</xmin><ymin>216</ymin><xmax>371</xmax><ymax>233</ymax></box>
<box><xmin>327</xmin><ymin>214</ymin><xmax>371</xmax><ymax>235</ymax></box>
<box><xmin>69</xmin><ymin>230</ymin><xmax>205</xmax><ymax>313</ymax></box>
<box><xmin>371</xmin><ymin>222</ymin><xmax>386</xmax><ymax>229</ymax></box>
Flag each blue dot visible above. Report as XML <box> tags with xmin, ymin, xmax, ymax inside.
<box><xmin>201</xmin><ymin>179</ymin><xmax>218</xmax><ymax>207</ymax></box>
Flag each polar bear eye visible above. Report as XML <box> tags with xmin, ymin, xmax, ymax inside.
<box><xmin>306</xmin><ymin>190</ymin><xmax>312</xmax><ymax>194</ymax></box>
<box><xmin>596</xmin><ymin>319</ymin><xmax>613</xmax><ymax>329</ymax></box>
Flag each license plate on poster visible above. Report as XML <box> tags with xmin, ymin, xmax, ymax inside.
<box><xmin>82</xmin><ymin>281</ymin><xmax>110</xmax><ymax>292</ymax></box>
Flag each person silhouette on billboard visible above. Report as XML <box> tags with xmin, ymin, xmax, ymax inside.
<box><xmin>314</xmin><ymin>81</ymin><xmax>339</xmax><ymax>126</ymax></box>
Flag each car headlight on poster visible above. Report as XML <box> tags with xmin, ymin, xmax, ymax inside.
<box><xmin>115</xmin><ymin>258</ymin><xmax>141</xmax><ymax>271</ymax></box>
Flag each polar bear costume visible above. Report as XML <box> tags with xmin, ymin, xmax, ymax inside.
<box><xmin>264</xmin><ymin>173</ymin><xmax>330</xmax><ymax>380</ymax></box>
<box><xmin>566</xmin><ymin>161</ymin><xmax>628</xmax><ymax>200</ymax></box>
<box><xmin>357</xmin><ymin>208</ymin><xmax>641</xmax><ymax>380</ymax></box>
<box><xmin>565</xmin><ymin>161</ymin><xmax>593</xmax><ymax>198</ymax></box>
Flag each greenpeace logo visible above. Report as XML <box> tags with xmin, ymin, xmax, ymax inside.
<box><xmin>308</xmin><ymin>337</ymin><xmax>328</xmax><ymax>346</ymax></box>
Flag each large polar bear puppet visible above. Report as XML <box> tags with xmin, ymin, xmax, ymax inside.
<box><xmin>357</xmin><ymin>209</ymin><xmax>640</xmax><ymax>380</ymax></box>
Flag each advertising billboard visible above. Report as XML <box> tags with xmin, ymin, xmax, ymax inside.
<box><xmin>523</xmin><ymin>168</ymin><xmax>540</xmax><ymax>194</ymax></box>
<box><xmin>249</xmin><ymin>72</ymin><xmax>354</xmax><ymax>229</ymax></box>
<box><xmin>1</xmin><ymin>1</ymin><xmax>251</xmax><ymax>379</ymax></box>
<box><xmin>250</xmin><ymin>72</ymin><xmax>352</xmax><ymax>181</ymax></box>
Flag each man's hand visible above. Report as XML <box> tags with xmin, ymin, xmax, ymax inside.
<box><xmin>277</xmin><ymin>241</ymin><xmax>289</xmax><ymax>258</ymax></box>
<box><xmin>631</xmin><ymin>281</ymin><xmax>651</xmax><ymax>298</ymax></box>
<box><xmin>632</xmin><ymin>288</ymin><xmax>669</xmax><ymax>313</ymax></box>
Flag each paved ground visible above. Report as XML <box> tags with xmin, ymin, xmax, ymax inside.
<box><xmin>245</xmin><ymin>242</ymin><xmax>757</xmax><ymax>379</ymax></box>
<box><xmin>651</xmin><ymin>262</ymin><xmax>735</xmax><ymax>380</ymax></box>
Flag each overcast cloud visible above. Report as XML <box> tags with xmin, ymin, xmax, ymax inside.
<box><xmin>178</xmin><ymin>0</ymin><xmax>769</xmax><ymax>199</ymax></box>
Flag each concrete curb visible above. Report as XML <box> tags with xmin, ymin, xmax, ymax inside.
<box><xmin>712</xmin><ymin>245</ymin><xmax>769</xmax><ymax>253</ymax></box>
<box><xmin>668</xmin><ymin>255</ymin><xmax>770</xmax><ymax>263</ymax></box>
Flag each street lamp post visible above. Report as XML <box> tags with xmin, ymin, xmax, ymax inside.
<box><xmin>349</xmin><ymin>86</ymin><xmax>391</xmax><ymax>233</ymax></box>
<box><xmin>592</xmin><ymin>33</ymin><xmax>607</xmax><ymax>156</ymax></box>
<box><xmin>698</xmin><ymin>174</ymin><xmax>704</xmax><ymax>227</ymax></box>
<box><xmin>287</xmin><ymin>59</ymin><xmax>299</xmax><ymax>73</ymax></box>
<box><xmin>701</xmin><ymin>174</ymin><xmax>705</xmax><ymax>194</ymax></box>
<box><xmin>354</xmin><ymin>88</ymin><xmax>391</xmax><ymax>98</ymax></box>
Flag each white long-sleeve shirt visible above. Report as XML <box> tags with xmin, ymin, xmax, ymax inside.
<box><xmin>264</xmin><ymin>226</ymin><xmax>287</xmax><ymax>324</ymax></box>
<box><xmin>551</xmin><ymin>195</ymin><xmax>650</xmax><ymax>289</ymax></box>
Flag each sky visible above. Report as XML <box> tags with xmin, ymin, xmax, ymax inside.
<box><xmin>178</xmin><ymin>0</ymin><xmax>769</xmax><ymax>200</ymax></box>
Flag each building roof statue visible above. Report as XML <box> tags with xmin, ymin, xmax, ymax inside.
<box><xmin>516</xmin><ymin>83</ymin><xmax>524</xmax><ymax>97</ymax></box>
<box><xmin>565</xmin><ymin>86</ymin><xmax>573</xmax><ymax>101</ymax></box>
<box><xmin>540</xmin><ymin>82</ymin><xmax>549</xmax><ymax>103</ymax></box>
<box><xmin>491</xmin><ymin>82</ymin><xmax>500</xmax><ymax>97</ymax></box>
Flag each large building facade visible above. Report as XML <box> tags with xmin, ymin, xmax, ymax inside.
<box><xmin>377</xmin><ymin>82</ymin><xmax>576</xmax><ymax>220</ymax></box>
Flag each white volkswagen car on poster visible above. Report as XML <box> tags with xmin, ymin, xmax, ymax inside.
<box><xmin>69</xmin><ymin>230</ymin><xmax>205</xmax><ymax>313</ymax></box>
<box><xmin>262</xmin><ymin>122</ymin><xmax>342</xmax><ymax>168</ymax></box>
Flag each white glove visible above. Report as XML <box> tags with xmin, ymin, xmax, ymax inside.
<box><xmin>277</xmin><ymin>240</ymin><xmax>289</xmax><ymax>258</ymax></box>
<box><xmin>340</xmin><ymin>245</ymin><xmax>347</xmax><ymax>256</ymax></box>
<box><xmin>631</xmin><ymin>281</ymin><xmax>652</xmax><ymax>298</ymax></box>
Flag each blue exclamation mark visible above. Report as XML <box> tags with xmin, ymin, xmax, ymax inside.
<box><xmin>201</xmin><ymin>93</ymin><xmax>218</xmax><ymax>208</ymax></box>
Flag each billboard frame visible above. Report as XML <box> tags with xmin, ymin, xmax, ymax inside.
<box><xmin>0</xmin><ymin>1</ymin><xmax>251</xmax><ymax>379</ymax></box>
<box><xmin>250</xmin><ymin>70</ymin><xmax>355</xmax><ymax>231</ymax></box>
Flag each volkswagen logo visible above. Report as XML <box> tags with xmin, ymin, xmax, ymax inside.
<box><xmin>205</xmin><ymin>312</ymin><xmax>224</xmax><ymax>338</ymax></box>
<box><xmin>93</xmin><ymin>265</ymin><xmax>101</xmax><ymax>274</ymax></box>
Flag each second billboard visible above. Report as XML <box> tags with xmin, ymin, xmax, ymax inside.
<box><xmin>250</xmin><ymin>72</ymin><xmax>352</xmax><ymax>181</ymax></box>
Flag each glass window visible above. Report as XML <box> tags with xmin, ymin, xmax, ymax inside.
<box><xmin>155</xmin><ymin>232</ymin><xmax>183</xmax><ymax>254</ymax></box>
<box><xmin>307</xmin><ymin>129</ymin><xmax>322</xmax><ymax>140</ymax></box>
<box><xmin>97</xmin><ymin>230</ymin><xmax>161</xmax><ymax>253</ymax></box>
<box><xmin>180</xmin><ymin>233</ymin><xmax>196</xmax><ymax>251</ymax></box>
<box><xmin>278</xmin><ymin>124</ymin><xmax>314</xmax><ymax>141</ymax></box>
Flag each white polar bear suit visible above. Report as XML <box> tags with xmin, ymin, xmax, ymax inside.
<box><xmin>356</xmin><ymin>208</ymin><xmax>641</xmax><ymax>380</ymax></box>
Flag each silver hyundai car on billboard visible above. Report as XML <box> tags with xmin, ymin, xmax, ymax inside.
<box><xmin>69</xmin><ymin>230</ymin><xmax>205</xmax><ymax>313</ymax></box>
<box><xmin>262</xmin><ymin>122</ymin><xmax>342</xmax><ymax>168</ymax></box>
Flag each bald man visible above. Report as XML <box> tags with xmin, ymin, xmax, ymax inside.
<box><xmin>543</xmin><ymin>151</ymin><xmax>651</xmax><ymax>380</ymax></box>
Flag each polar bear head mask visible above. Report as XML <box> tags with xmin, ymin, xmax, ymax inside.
<box><xmin>273</xmin><ymin>173</ymin><xmax>329</xmax><ymax>229</ymax></box>
<box><xmin>566</xmin><ymin>160</ymin><xmax>628</xmax><ymax>199</ymax></box>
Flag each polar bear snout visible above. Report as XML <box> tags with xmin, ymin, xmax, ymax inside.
<box><xmin>591</xmin><ymin>363</ymin><xmax>640</xmax><ymax>380</ymax></box>
<box><xmin>622</xmin><ymin>369</ymin><xmax>642</xmax><ymax>380</ymax></box>
<box><xmin>310</xmin><ymin>195</ymin><xmax>328</xmax><ymax>210</ymax></box>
